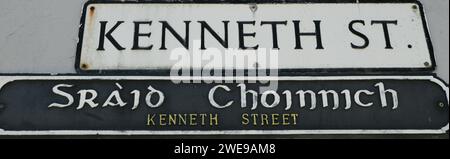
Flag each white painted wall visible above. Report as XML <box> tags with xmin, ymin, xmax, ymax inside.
<box><xmin>0</xmin><ymin>0</ymin><xmax>448</xmax><ymax>83</ymax></box>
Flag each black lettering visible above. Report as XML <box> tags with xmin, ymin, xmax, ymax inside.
<box><xmin>371</xmin><ymin>20</ymin><xmax>398</xmax><ymax>49</ymax></box>
<box><xmin>237</xmin><ymin>21</ymin><xmax>258</xmax><ymax>50</ymax></box>
<box><xmin>349</xmin><ymin>20</ymin><xmax>370</xmax><ymax>49</ymax></box>
<box><xmin>97</xmin><ymin>21</ymin><xmax>125</xmax><ymax>51</ymax></box>
<box><xmin>261</xmin><ymin>21</ymin><xmax>287</xmax><ymax>49</ymax></box>
<box><xmin>132</xmin><ymin>21</ymin><xmax>153</xmax><ymax>50</ymax></box>
<box><xmin>293</xmin><ymin>20</ymin><xmax>324</xmax><ymax>50</ymax></box>
<box><xmin>198</xmin><ymin>21</ymin><xmax>229</xmax><ymax>50</ymax></box>
<box><xmin>160</xmin><ymin>21</ymin><xmax>191</xmax><ymax>50</ymax></box>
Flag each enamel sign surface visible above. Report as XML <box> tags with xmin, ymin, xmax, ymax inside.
<box><xmin>0</xmin><ymin>75</ymin><xmax>447</xmax><ymax>135</ymax></box>
<box><xmin>77</xmin><ymin>2</ymin><xmax>434</xmax><ymax>72</ymax></box>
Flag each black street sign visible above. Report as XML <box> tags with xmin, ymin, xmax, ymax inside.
<box><xmin>0</xmin><ymin>75</ymin><xmax>448</xmax><ymax>135</ymax></box>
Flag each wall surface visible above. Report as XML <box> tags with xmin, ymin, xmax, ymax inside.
<box><xmin>0</xmin><ymin>0</ymin><xmax>448</xmax><ymax>138</ymax></box>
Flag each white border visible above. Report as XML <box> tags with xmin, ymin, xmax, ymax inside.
<box><xmin>0</xmin><ymin>75</ymin><xmax>448</xmax><ymax>135</ymax></box>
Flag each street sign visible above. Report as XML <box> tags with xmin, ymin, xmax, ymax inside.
<box><xmin>0</xmin><ymin>75</ymin><xmax>447</xmax><ymax>135</ymax></box>
<box><xmin>76</xmin><ymin>2</ymin><xmax>435</xmax><ymax>73</ymax></box>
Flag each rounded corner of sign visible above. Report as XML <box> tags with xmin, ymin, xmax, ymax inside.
<box><xmin>440</xmin><ymin>124</ymin><xmax>449</xmax><ymax>133</ymax></box>
<box><xmin>428</xmin><ymin>63</ymin><xmax>437</xmax><ymax>71</ymax></box>
<box><xmin>413</xmin><ymin>0</ymin><xmax>423</xmax><ymax>7</ymax></box>
<box><xmin>83</xmin><ymin>1</ymin><xmax>97</xmax><ymax>9</ymax></box>
<box><xmin>428</xmin><ymin>75</ymin><xmax>450</xmax><ymax>89</ymax></box>
<box><xmin>0</xmin><ymin>78</ymin><xmax>18</xmax><ymax>91</ymax></box>
<box><xmin>75</xmin><ymin>65</ymin><xmax>85</xmax><ymax>73</ymax></box>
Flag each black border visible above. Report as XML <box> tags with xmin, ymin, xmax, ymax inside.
<box><xmin>0</xmin><ymin>73</ymin><xmax>447</xmax><ymax>87</ymax></box>
<box><xmin>74</xmin><ymin>0</ymin><xmax>436</xmax><ymax>75</ymax></box>
<box><xmin>0</xmin><ymin>73</ymin><xmax>446</xmax><ymax>87</ymax></box>
<box><xmin>0</xmin><ymin>73</ymin><xmax>447</xmax><ymax>136</ymax></box>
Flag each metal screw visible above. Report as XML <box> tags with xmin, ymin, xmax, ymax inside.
<box><xmin>90</xmin><ymin>6</ymin><xmax>95</xmax><ymax>12</ymax></box>
<box><xmin>424</xmin><ymin>62</ymin><xmax>430</xmax><ymax>67</ymax></box>
<box><xmin>81</xmin><ymin>63</ymin><xmax>89</xmax><ymax>70</ymax></box>
<box><xmin>412</xmin><ymin>5</ymin><xmax>418</xmax><ymax>10</ymax></box>
<box><xmin>438</xmin><ymin>102</ymin><xmax>445</xmax><ymax>108</ymax></box>
<box><xmin>249</xmin><ymin>4</ymin><xmax>258</xmax><ymax>12</ymax></box>
<box><xmin>407</xmin><ymin>44</ymin><xmax>413</xmax><ymax>49</ymax></box>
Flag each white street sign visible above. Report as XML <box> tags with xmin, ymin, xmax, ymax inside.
<box><xmin>77</xmin><ymin>2</ymin><xmax>435</xmax><ymax>72</ymax></box>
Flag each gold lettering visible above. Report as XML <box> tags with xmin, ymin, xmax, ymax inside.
<box><xmin>159</xmin><ymin>114</ymin><xmax>167</xmax><ymax>126</ymax></box>
<box><xmin>251</xmin><ymin>114</ymin><xmax>258</xmax><ymax>126</ymax></box>
<box><xmin>238</xmin><ymin>113</ymin><xmax>302</xmax><ymax>126</ymax></box>
<box><xmin>291</xmin><ymin>113</ymin><xmax>299</xmax><ymax>125</ymax></box>
<box><xmin>210</xmin><ymin>114</ymin><xmax>218</xmax><ymax>126</ymax></box>
<box><xmin>179</xmin><ymin>114</ymin><xmax>187</xmax><ymax>126</ymax></box>
<box><xmin>242</xmin><ymin>113</ymin><xmax>249</xmax><ymax>125</ymax></box>
<box><xmin>200</xmin><ymin>114</ymin><xmax>207</xmax><ymax>126</ymax></box>
<box><xmin>190</xmin><ymin>114</ymin><xmax>197</xmax><ymax>126</ymax></box>
<box><xmin>261</xmin><ymin>114</ymin><xmax>269</xmax><ymax>126</ymax></box>
<box><xmin>146</xmin><ymin>113</ymin><xmax>220</xmax><ymax>127</ymax></box>
<box><xmin>168</xmin><ymin>114</ymin><xmax>177</xmax><ymax>125</ymax></box>
<box><xmin>282</xmin><ymin>114</ymin><xmax>290</xmax><ymax>126</ymax></box>
<box><xmin>272</xmin><ymin>114</ymin><xmax>279</xmax><ymax>126</ymax></box>
<box><xmin>147</xmin><ymin>114</ymin><xmax>155</xmax><ymax>126</ymax></box>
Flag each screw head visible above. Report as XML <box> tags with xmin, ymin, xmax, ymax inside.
<box><xmin>438</xmin><ymin>102</ymin><xmax>445</xmax><ymax>108</ymax></box>
<box><xmin>249</xmin><ymin>4</ymin><xmax>258</xmax><ymax>12</ymax></box>
<box><xmin>424</xmin><ymin>62</ymin><xmax>430</xmax><ymax>67</ymax></box>
<box><xmin>412</xmin><ymin>5</ymin><xmax>418</xmax><ymax>10</ymax></box>
<box><xmin>81</xmin><ymin>63</ymin><xmax>89</xmax><ymax>70</ymax></box>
